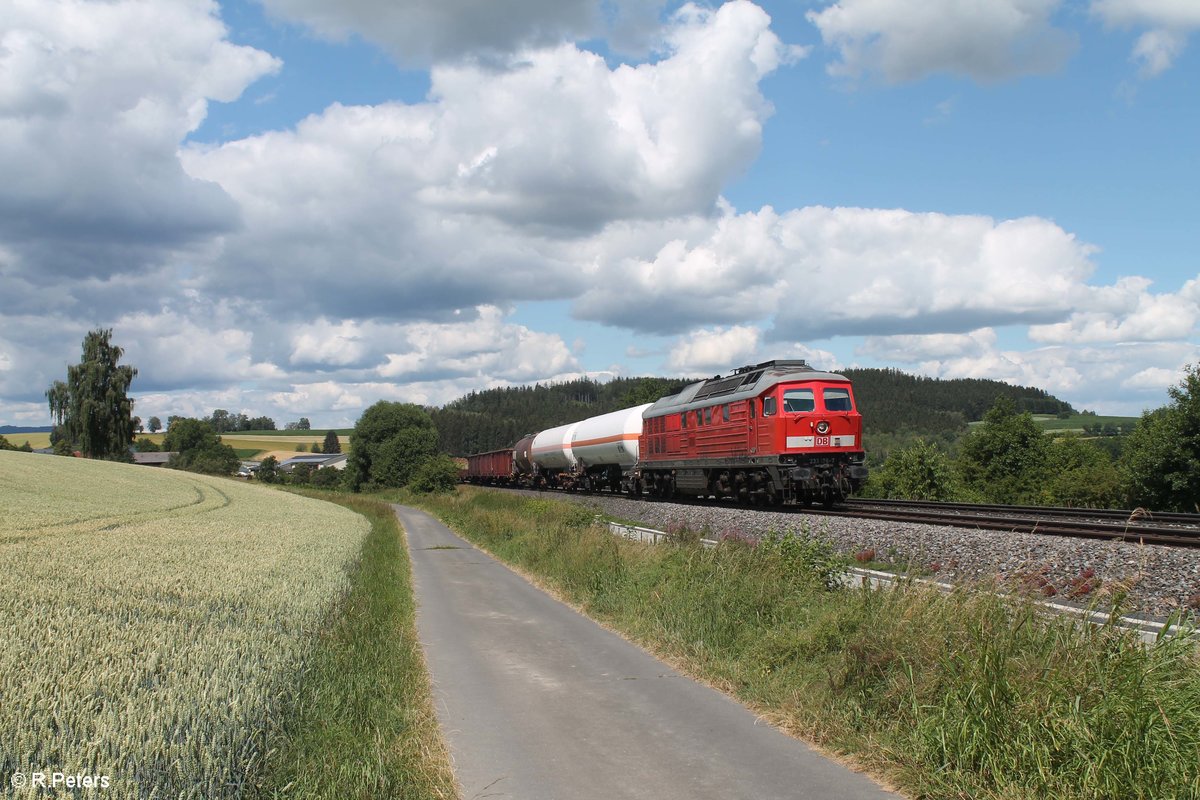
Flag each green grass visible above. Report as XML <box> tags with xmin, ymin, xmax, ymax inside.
<box><xmin>251</xmin><ymin>491</ymin><xmax>457</xmax><ymax>800</ymax></box>
<box><xmin>408</xmin><ymin>486</ymin><xmax>1200</xmax><ymax>800</ymax></box>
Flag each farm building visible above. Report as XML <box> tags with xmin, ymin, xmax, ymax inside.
<box><xmin>278</xmin><ymin>453</ymin><xmax>348</xmax><ymax>472</ymax></box>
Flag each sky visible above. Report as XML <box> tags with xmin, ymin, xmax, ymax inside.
<box><xmin>1</xmin><ymin>0</ymin><xmax>1197</xmax><ymax>429</ymax></box>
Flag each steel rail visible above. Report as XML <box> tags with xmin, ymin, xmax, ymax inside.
<box><xmin>844</xmin><ymin>498</ymin><xmax>1200</xmax><ymax>526</ymax></box>
<box><xmin>802</xmin><ymin>504</ymin><xmax>1200</xmax><ymax>548</ymax></box>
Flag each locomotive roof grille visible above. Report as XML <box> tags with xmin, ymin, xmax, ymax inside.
<box><xmin>733</xmin><ymin>359</ymin><xmax>811</xmax><ymax>374</ymax></box>
<box><xmin>643</xmin><ymin>360</ymin><xmax>846</xmax><ymax>418</ymax></box>
<box><xmin>691</xmin><ymin>360</ymin><xmax>812</xmax><ymax>401</ymax></box>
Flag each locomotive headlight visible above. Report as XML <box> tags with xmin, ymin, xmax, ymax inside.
<box><xmin>816</xmin><ymin>421</ymin><xmax>830</xmax><ymax>435</ymax></box>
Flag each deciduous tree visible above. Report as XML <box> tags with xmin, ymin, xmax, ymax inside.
<box><xmin>866</xmin><ymin>439</ymin><xmax>956</xmax><ymax>501</ymax></box>
<box><xmin>162</xmin><ymin>417</ymin><xmax>239</xmax><ymax>475</ymax></box>
<box><xmin>1123</xmin><ymin>364</ymin><xmax>1200</xmax><ymax>511</ymax></box>
<box><xmin>347</xmin><ymin>402</ymin><xmax>439</xmax><ymax>490</ymax></box>
<box><xmin>957</xmin><ymin>396</ymin><xmax>1050</xmax><ymax>504</ymax></box>
<box><xmin>46</xmin><ymin>329</ymin><xmax>138</xmax><ymax>460</ymax></box>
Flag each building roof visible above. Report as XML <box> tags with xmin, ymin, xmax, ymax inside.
<box><xmin>132</xmin><ymin>452</ymin><xmax>174</xmax><ymax>465</ymax></box>
<box><xmin>279</xmin><ymin>453</ymin><xmax>348</xmax><ymax>471</ymax></box>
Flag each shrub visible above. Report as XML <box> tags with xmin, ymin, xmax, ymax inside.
<box><xmin>409</xmin><ymin>455</ymin><xmax>461</xmax><ymax>494</ymax></box>
<box><xmin>310</xmin><ymin>466</ymin><xmax>343</xmax><ymax>489</ymax></box>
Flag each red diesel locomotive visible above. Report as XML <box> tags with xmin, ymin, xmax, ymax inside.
<box><xmin>636</xmin><ymin>360</ymin><xmax>868</xmax><ymax>506</ymax></box>
<box><xmin>462</xmin><ymin>360</ymin><xmax>868</xmax><ymax>506</ymax></box>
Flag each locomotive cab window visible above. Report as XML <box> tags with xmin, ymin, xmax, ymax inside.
<box><xmin>704</xmin><ymin>407</ymin><xmax>712</xmax><ymax>425</ymax></box>
<box><xmin>681</xmin><ymin>412</ymin><xmax>687</xmax><ymax>428</ymax></box>
<box><xmin>823</xmin><ymin>387</ymin><xmax>853</xmax><ymax>411</ymax></box>
<box><xmin>722</xmin><ymin>405</ymin><xmax>730</xmax><ymax>422</ymax></box>
<box><xmin>783</xmin><ymin>388</ymin><xmax>815</xmax><ymax>413</ymax></box>
<box><xmin>762</xmin><ymin>396</ymin><xmax>776</xmax><ymax>416</ymax></box>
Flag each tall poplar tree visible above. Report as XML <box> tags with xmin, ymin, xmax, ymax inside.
<box><xmin>46</xmin><ymin>329</ymin><xmax>139</xmax><ymax>460</ymax></box>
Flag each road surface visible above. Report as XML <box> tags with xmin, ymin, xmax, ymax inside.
<box><xmin>396</xmin><ymin>505</ymin><xmax>898</xmax><ymax>800</ymax></box>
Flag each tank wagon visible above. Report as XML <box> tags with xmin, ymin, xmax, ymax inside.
<box><xmin>461</xmin><ymin>360</ymin><xmax>867</xmax><ymax>506</ymax></box>
<box><xmin>637</xmin><ymin>360</ymin><xmax>867</xmax><ymax>506</ymax></box>
<box><xmin>530</xmin><ymin>404</ymin><xmax>651</xmax><ymax>491</ymax></box>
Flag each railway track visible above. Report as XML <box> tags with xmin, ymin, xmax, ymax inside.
<box><xmin>487</xmin><ymin>484</ymin><xmax>1200</xmax><ymax>549</ymax></box>
<box><xmin>816</xmin><ymin>498</ymin><xmax>1200</xmax><ymax>548</ymax></box>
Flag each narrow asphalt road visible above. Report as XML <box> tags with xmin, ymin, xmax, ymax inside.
<box><xmin>396</xmin><ymin>505</ymin><xmax>899</xmax><ymax>800</ymax></box>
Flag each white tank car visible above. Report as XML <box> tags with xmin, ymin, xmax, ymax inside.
<box><xmin>531</xmin><ymin>421</ymin><xmax>581</xmax><ymax>471</ymax></box>
<box><xmin>571</xmin><ymin>404</ymin><xmax>652</xmax><ymax>469</ymax></box>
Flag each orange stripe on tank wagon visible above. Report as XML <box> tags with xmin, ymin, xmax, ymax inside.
<box><xmin>572</xmin><ymin>432</ymin><xmax>641</xmax><ymax>448</ymax></box>
<box><xmin>532</xmin><ymin>432</ymin><xmax>640</xmax><ymax>453</ymax></box>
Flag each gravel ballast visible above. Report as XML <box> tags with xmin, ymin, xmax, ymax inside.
<box><xmin>523</xmin><ymin>491</ymin><xmax>1200</xmax><ymax>621</ymax></box>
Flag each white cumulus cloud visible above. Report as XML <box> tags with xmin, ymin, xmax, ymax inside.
<box><xmin>1092</xmin><ymin>0</ymin><xmax>1200</xmax><ymax>75</ymax></box>
<box><xmin>181</xmin><ymin>1</ymin><xmax>794</xmax><ymax>322</ymax></box>
<box><xmin>1028</xmin><ymin>275</ymin><xmax>1200</xmax><ymax>344</ymax></box>
<box><xmin>256</xmin><ymin>0</ymin><xmax>669</xmax><ymax>65</ymax></box>
<box><xmin>578</xmin><ymin>205</ymin><xmax>1099</xmax><ymax>339</ymax></box>
<box><xmin>665</xmin><ymin>325</ymin><xmax>762</xmax><ymax>374</ymax></box>
<box><xmin>858</xmin><ymin>329</ymin><xmax>999</xmax><ymax>361</ymax></box>
<box><xmin>0</xmin><ymin>0</ymin><xmax>279</xmax><ymax>288</ymax></box>
<box><xmin>807</xmin><ymin>0</ymin><xmax>1075</xmax><ymax>83</ymax></box>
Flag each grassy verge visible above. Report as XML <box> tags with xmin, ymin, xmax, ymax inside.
<box><xmin>407</xmin><ymin>486</ymin><xmax>1200</xmax><ymax>800</ymax></box>
<box><xmin>252</xmin><ymin>492</ymin><xmax>457</xmax><ymax>800</ymax></box>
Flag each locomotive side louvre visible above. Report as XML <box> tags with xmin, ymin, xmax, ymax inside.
<box><xmin>636</xmin><ymin>360</ymin><xmax>868</xmax><ymax>506</ymax></box>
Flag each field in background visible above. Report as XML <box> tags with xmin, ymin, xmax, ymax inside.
<box><xmin>0</xmin><ymin>451</ymin><xmax>368</xmax><ymax>798</ymax></box>
<box><xmin>5</xmin><ymin>431</ymin><xmax>50</xmax><ymax>449</ymax></box>
<box><xmin>1031</xmin><ymin>414</ymin><xmax>1139</xmax><ymax>431</ymax></box>
<box><xmin>8</xmin><ymin>431</ymin><xmax>352</xmax><ymax>458</ymax></box>
<box><xmin>220</xmin><ymin>433</ymin><xmax>349</xmax><ymax>459</ymax></box>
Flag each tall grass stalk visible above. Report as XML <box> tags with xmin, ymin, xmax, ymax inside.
<box><xmin>409</xmin><ymin>487</ymin><xmax>1200</xmax><ymax>800</ymax></box>
<box><xmin>252</xmin><ymin>493</ymin><xmax>457</xmax><ymax>800</ymax></box>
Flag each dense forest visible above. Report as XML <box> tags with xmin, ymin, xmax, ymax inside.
<box><xmin>846</xmin><ymin>368</ymin><xmax>1073</xmax><ymax>436</ymax></box>
<box><xmin>430</xmin><ymin>368</ymin><xmax>1074</xmax><ymax>456</ymax></box>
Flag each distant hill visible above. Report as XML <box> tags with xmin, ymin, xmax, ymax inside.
<box><xmin>0</xmin><ymin>425</ymin><xmax>51</xmax><ymax>435</ymax></box>
<box><xmin>431</xmin><ymin>368</ymin><xmax>1074</xmax><ymax>455</ymax></box>
<box><xmin>843</xmin><ymin>368</ymin><xmax>1073</xmax><ymax>437</ymax></box>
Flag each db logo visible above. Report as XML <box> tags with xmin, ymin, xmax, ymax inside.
<box><xmin>816</xmin><ymin>436</ymin><xmax>830</xmax><ymax>447</ymax></box>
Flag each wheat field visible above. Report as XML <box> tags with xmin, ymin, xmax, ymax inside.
<box><xmin>0</xmin><ymin>451</ymin><xmax>368</xmax><ymax>798</ymax></box>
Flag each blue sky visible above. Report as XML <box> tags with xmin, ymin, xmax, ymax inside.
<box><xmin>1</xmin><ymin>0</ymin><xmax>1197</xmax><ymax>428</ymax></box>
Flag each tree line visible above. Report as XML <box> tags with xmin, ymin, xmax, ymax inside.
<box><xmin>865</xmin><ymin>370</ymin><xmax>1200</xmax><ymax>512</ymax></box>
